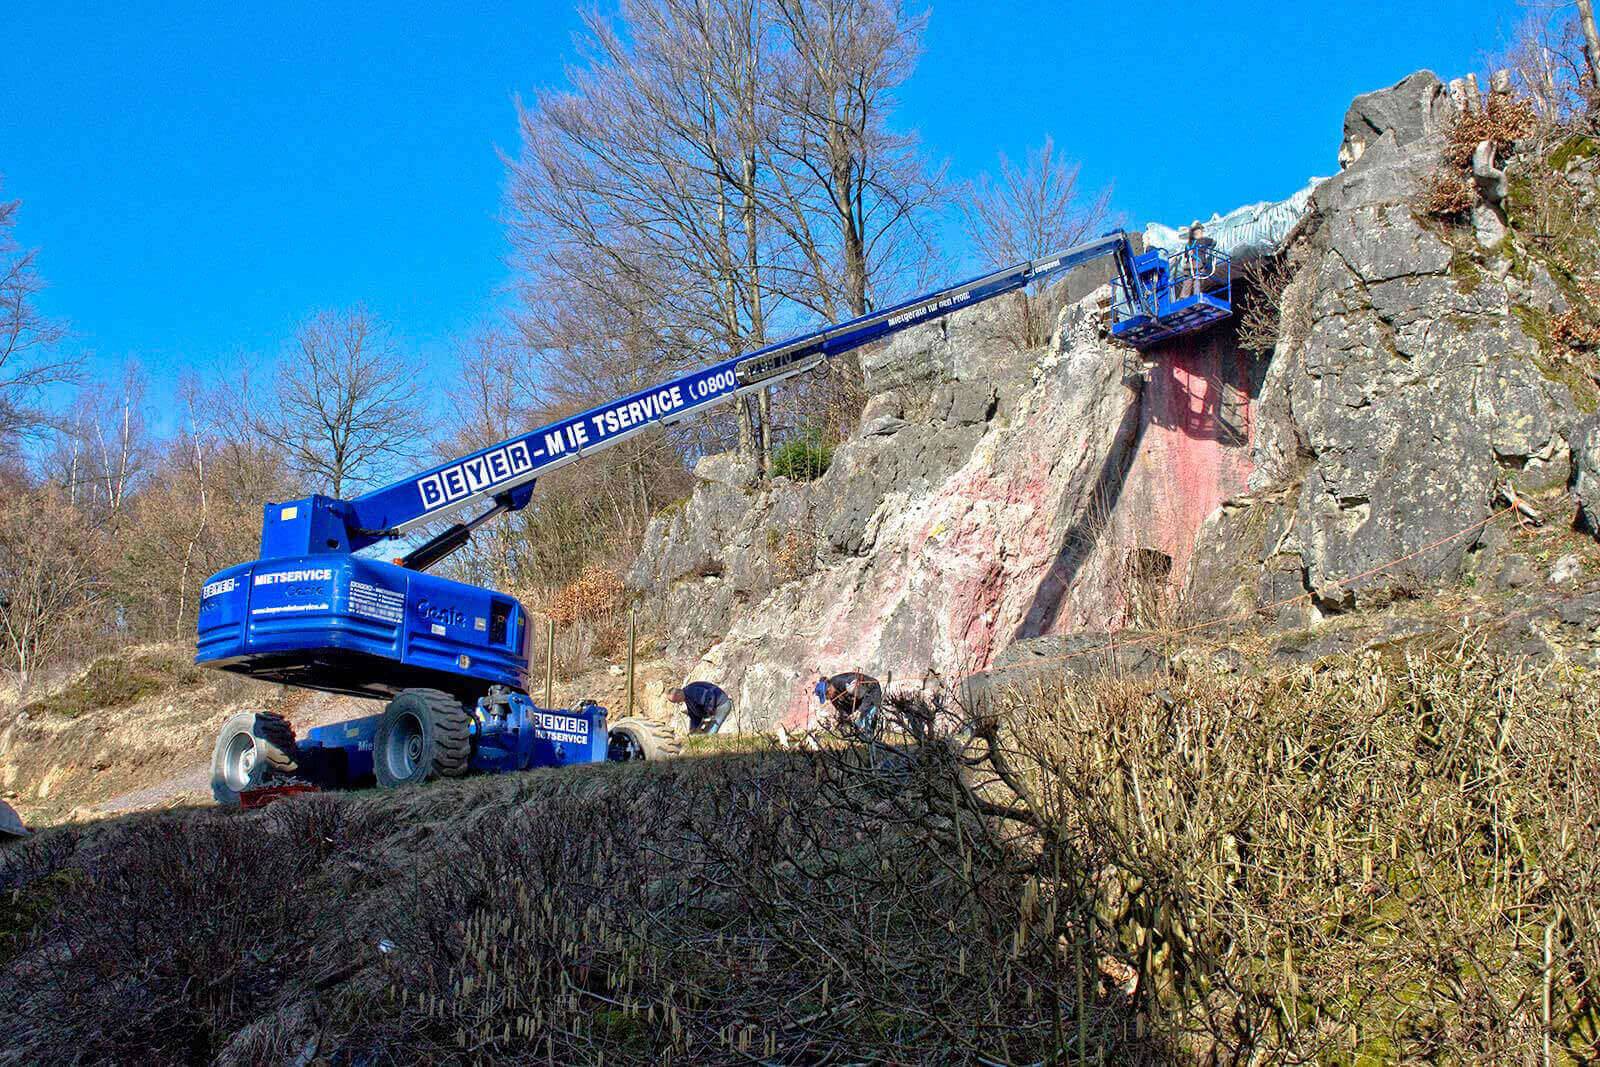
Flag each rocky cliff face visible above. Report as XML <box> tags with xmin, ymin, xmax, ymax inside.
<box><xmin>1193</xmin><ymin>71</ymin><xmax>1595</xmax><ymax>619</ymax></box>
<box><xmin>631</xmin><ymin>293</ymin><xmax>1263</xmax><ymax>728</ymax></box>
<box><xmin>630</xmin><ymin>70</ymin><xmax>1600</xmax><ymax>729</ymax></box>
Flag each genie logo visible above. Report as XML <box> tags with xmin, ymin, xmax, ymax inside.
<box><xmin>416</xmin><ymin>599</ymin><xmax>465</xmax><ymax>628</ymax></box>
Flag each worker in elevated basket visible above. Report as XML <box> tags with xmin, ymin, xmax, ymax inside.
<box><xmin>814</xmin><ymin>671</ymin><xmax>884</xmax><ymax>740</ymax></box>
<box><xmin>1175</xmin><ymin>221</ymin><xmax>1219</xmax><ymax>299</ymax></box>
<box><xmin>669</xmin><ymin>682</ymin><xmax>734</xmax><ymax>734</ymax></box>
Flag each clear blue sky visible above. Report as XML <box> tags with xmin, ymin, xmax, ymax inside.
<box><xmin>4</xmin><ymin>0</ymin><xmax>1529</xmax><ymax>432</ymax></box>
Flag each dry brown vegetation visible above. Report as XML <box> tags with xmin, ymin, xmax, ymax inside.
<box><xmin>1</xmin><ymin>644</ymin><xmax>1594</xmax><ymax>1064</ymax></box>
<box><xmin>1417</xmin><ymin>168</ymin><xmax>1480</xmax><ymax>221</ymax></box>
<box><xmin>1419</xmin><ymin>72</ymin><xmax>1537</xmax><ymax>223</ymax></box>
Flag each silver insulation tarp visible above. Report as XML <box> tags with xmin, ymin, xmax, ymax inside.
<box><xmin>1144</xmin><ymin>176</ymin><xmax>1328</xmax><ymax>259</ymax></box>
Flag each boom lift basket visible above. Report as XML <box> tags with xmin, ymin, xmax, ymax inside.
<box><xmin>1108</xmin><ymin>246</ymin><xmax>1232</xmax><ymax>347</ymax></box>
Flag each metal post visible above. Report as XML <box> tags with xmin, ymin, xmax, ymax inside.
<box><xmin>625</xmin><ymin>607</ymin><xmax>637</xmax><ymax>719</ymax></box>
<box><xmin>544</xmin><ymin>616</ymin><xmax>555</xmax><ymax>709</ymax></box>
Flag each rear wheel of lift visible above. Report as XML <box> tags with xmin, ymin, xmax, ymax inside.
<box><xmin>211</xmin><ymin>711</ymin><xmax>299</xmax><ymax>806</ymax></box>
<box><xmin>606</xmin><ymin>717</ymin><xmax>681</xmax><ymax>762</ymax></box>
<box><xmin>374</xmin><ymin>689</ymin><xmax>472</xmax><ymax>788</ymax></box>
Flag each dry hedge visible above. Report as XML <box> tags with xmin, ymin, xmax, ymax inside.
<box><xmin>0</xmin><ymin>646</ymin><xmax>1594</xmax><ymax>1064</ymax></box>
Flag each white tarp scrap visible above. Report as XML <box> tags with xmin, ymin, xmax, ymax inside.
<box><xmin>1144</xmin><ymin>176</ymin><xmax>1328</xmax><ymax>259</ymax></box>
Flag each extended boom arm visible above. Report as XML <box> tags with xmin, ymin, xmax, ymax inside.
<box><xmin>346</xmin><ymin>231</ymin><xmax>1144</xmax><ymax>554</ymax></box>
<box><xmin>199</xmin><ymin>227</ymin><xmax>1230</xmax><ymax>704</ymax></box>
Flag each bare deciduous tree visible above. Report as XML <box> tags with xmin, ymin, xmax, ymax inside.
<box><xmin>46</xmin><ymin>364</ymin><xmax>149</xmax><ymax>529</ymax></box>
<box><xmin>506</xmin><ymin>0</ymin><xmax>941</xmax><ymax>474</ymax></box>
<box><xmin>106</xmin><ymin>370</ymin><xmax>300</xmax><ymax>640</ymax></box>
<box><xmin>259</xmin><ymin>307</ymin><xmax>421</xmax><ymax>497</ymax></box>
<box><xmin>0</xmin><ymin>181</ymin><xmax>76</xmax><ymax>456</ymax></box>
<box><xmin>962</xmin><ymin>136</ymin><xmax>1112</xmax><ymax>346</ymax></box>
<box><xmin>1495</xmin><ymin>9</ymin><xmax>1596</xmax><ymax>123</ymax></box>
<box><xmin>509</xmin><ymin>0</ymin><xmax>788</xmax><ymax>472</ymax></box>
<box><xmin>769</xmin><ymin>0</ymin><xmax>944</xmax><ymax>320</ymax></box>
<box><xmin>0</xmin><ymin>480</ymin><xmax>103</xmax><ymax>695</ymax></box>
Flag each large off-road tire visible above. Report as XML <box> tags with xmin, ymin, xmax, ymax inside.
<box><xmin>211</xmin><ymin>711</ymin><xmax>299</xmax><ymax>806</ymax></box>
<box><xmin>373</xmin><ymin>688</ymin><xmax>473</xmax><ymax>789</ymax></box>
<box><xmin>606</xmin><ymin>717</ymin><xmax>682</xmax><ymax>762</ymax></box>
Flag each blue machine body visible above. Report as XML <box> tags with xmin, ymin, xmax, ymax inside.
<box><xmin>288</xmin><ymin>696</ymin><xmax>610</xmax><ymax>788</ymax></box>
<box><xmin>195</xmin><ymin>230</ymin><xmax>1232</xmax><ymax>778</ymax></box>
<box><xmin>197</xmin><ymin>519</ymin><xmax>529</xmax><ymax>702</ymax></box>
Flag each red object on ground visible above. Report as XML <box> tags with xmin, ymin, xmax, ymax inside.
<box><xmin>238</xmin><ymin>784</ymin><xmax>322</xmax><ymax>809</ymax></box>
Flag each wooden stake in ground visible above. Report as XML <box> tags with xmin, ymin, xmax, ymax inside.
<box><xmin>544</xmin><ymin>616</ymin><xmax>555</xmax><ymax>709</ymax></box>
<box><xmin>625</xmin><ymin>607</ymin><xmax>637</xmax><ymax>719</ymax></box>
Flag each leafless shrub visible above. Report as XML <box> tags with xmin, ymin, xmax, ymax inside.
<box><xmin>1418</xmin><ymin>167</ymin><xmax>1479</xmax><ymax>220</ymax></box>
<box><xmin>835</xmin><ymin>647</ymin><xmax>1600</xmax><ymax>1061</ymax></box>
<box><xmin>962</xmin><ymin>136</ymin><xmax>1112</xmax><ymax>350</ymax></box>
<box><xmin>1233</xmin><ymin>253</ymin><xmax>1303</xmax><ymax>355</ymax></box>
<box><xmin>5</xmin><ymin>646</ymin><xmax>1592</xmax><ymax>1063</ymax></box>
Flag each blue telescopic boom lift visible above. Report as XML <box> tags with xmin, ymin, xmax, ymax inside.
<box><xmin>197</xmin><ymin>230</ymin><xmax>1230</xmax><ymax>803</ymax></box>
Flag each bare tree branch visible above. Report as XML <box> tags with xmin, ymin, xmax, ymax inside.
<box><xmin>0</xmin><ymin>180</ymin><xmax>78</xmax><ymax>455</ymax></box>
<box><xmin>257</xmin><ymin>307</ymin><xmax>423</xmax><ymax>497</ymax></box>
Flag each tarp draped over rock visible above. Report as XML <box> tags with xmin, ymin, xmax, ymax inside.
<box><xmin>1144</xmin><ymin>176</ymin><xmax>1327</xmax><ymax>260</ymax></box>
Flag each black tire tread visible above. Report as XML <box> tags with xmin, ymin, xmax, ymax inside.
<box><xmin>609</xmin><ymin>716</ymin><xmax>682</xmax><ymax>761</ymax></box>
<box><xmin>254</xmin><ymin>712</ymin><xmax>299</xmax><ymax>771</ymax></box>
<box><xmin>211</xmin><ymin>711</ymin><xmax>298</xmax><ymax>805</ymax></box>
<box><xmin>391</xmin><ymin>688</ymin><xmax>472</xmax><ymax>780</ymax></box>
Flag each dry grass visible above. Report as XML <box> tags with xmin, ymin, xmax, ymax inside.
<box><xmin>0</xmin><ymin>644</ymin><xmax>1594</xmax><ymax>1064</ymax></box>
<box><xmin>19</xmin><ymin>648</ymin><xmax>205</xmax><ymax>720</ymax></box>
<box><xmin>947</xmin><ymin>647</ymin><xmax>1600</xmax><ymax>1061</ymax></box>
<box><xmin>0</xmin><ymin>644</ymin><xmax>363</xmax><ymax>825</ymax></box>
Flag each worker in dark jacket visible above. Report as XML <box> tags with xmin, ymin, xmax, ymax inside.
<box><xmin>1175</xmin><ymin>221</ymin><xmax>1218</xmax><ymax>299</ymax></box>
<box><xmin>814</xmin><ymin>672</ymin><xmax>883</xmax><ymax>739</ymax></box>
<box><xmin>669</xmin><ymin>681</ymin><xmax>733</xmax><ymax>734</ymax></box>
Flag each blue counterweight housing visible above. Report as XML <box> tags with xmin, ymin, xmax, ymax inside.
<box><xmin>196</xmin><ymin>498</ymin><xmax>530</xmax><ymax>703</ymax></box>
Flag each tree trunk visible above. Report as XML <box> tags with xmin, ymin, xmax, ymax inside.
<box><xmin>1580</xmin><ymin>0</ymin><xmax>1600</xmax><ymax>92</ymax></box>
<box><xmin>741</xmin><ymin>149</ymin><xmax>769</xmax><ymax>475</ymax></box>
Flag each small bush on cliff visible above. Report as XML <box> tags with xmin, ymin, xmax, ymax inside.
<box><xmin>1443</xmin><ymin>93</ymin><xmax>1536</xmax><ymax>168</ymax></box>
<box><xmin>769</xmin><ymin>427</ymin><xmax>832</xmax><ymax>481</ymax></box>
<box><xmin>1418</xmin><ymin>167</ymin><xmax>1478</xmax><ymax>220</ymax></box>
<box><xmin>1418</xmin><ymin>86</ymin><xmax>1535</xmax><ymax>223</ymax></box>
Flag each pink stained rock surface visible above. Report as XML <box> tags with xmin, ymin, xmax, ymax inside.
<box><xmin>631</xmin><ymin>295</ymin><xmax>1259</xmax><ymax>730</ymax></box>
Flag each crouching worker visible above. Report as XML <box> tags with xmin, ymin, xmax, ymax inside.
<box><xmin>669</xmin><ymin>681</ymin><xmax>733</xmax><ymax>734</ymax></box>
<box><xmin>814</xmin><ymin>671</ymin><xmax>883</xmax><ymax>740</ymax></box>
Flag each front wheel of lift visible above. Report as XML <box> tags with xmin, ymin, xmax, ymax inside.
<box><xmin>211</xmin><ymin>711</ymin><xmax>299</xmax><ymax>806</ymax></box>
<box><xmin>373</xmin><ymin>689</ymin><xmax>473</xmax><ymax>789</ymax></box>
<box><xmin>606</xmin><ymin>717</ymin><xmax>681</xmax><ymax>762</ymax></box>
